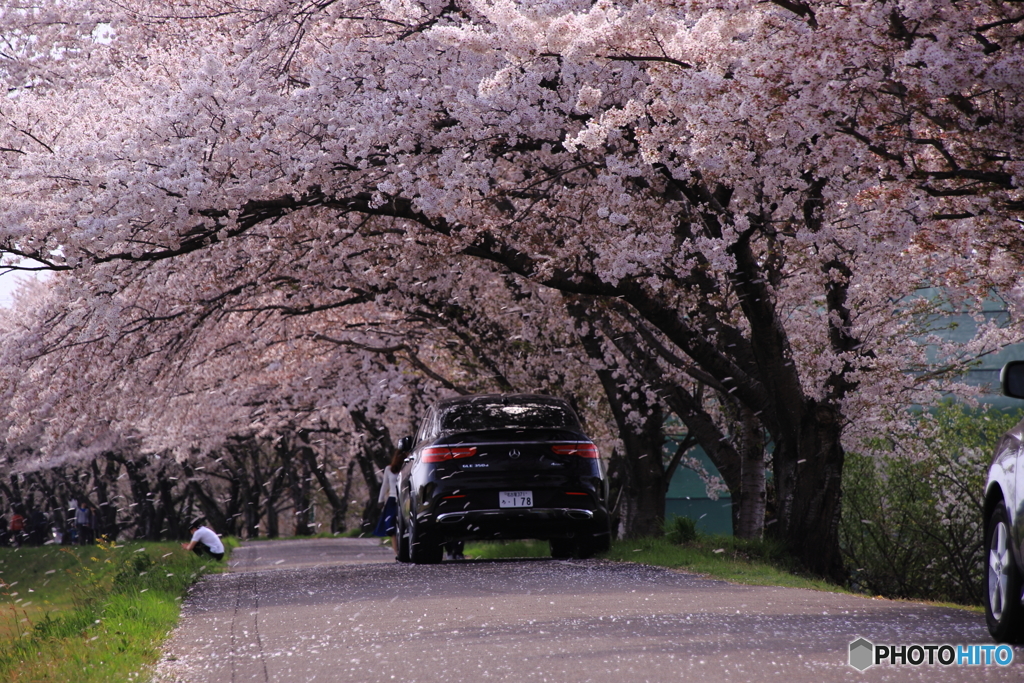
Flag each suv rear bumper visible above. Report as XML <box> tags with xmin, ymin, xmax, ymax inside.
<box><xmin>420</xmin><ymin>507</ymin><xmax>609</xmax><ymax>542</ymax></box>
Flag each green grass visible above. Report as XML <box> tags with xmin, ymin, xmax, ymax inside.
<box><xmin>0</xmin><ymin>539</ymin><xmax>235</xmax><ymax>682</ymax></box>
<box><xmin>0</xmin><ymin>545</ymin><xmax>99</xmax><ymax>639</ymax></box>
<box><xmin>605</xmin><ymin>535</ymin><xmax>844</xmax><ymax>592</ymax></box>
<box><xmin>466</xmin><ymin>535</ymin><xmax>842</xmax><ymax>593</ymax></box>
<box><xmin>464</xmin><ymin>539</ymin><xmax>551</xmax><ymax>560</ymax></box>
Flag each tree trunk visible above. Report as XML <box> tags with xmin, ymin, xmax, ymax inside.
<box><xmin>577</xmin><ymin>298</ymin><xmax>768</xmax><ymax>539</ymax></box>
<box><xmin>277</xmin><ymin>438</ymin><xmax>312</xmax><ymax>536</ymax></box>
<box><xmin>338</xmin><ymin>459</ymin><xmax>357</xmax><ymax>532</ymax></box>
<box><xmin>221</xmin><ymin>474</ymin><xmax>244</xmax><ymax>538</ymax></box>
<box><xmin>241</xmin><ymin>446</ymin><xmax>263</xmax><ymax>538</ymax></box>
<box><xmin>354</xmin><ymin>448</ymin><xmax>382</xmax><ymax>533</ymax></box>
<box><xmin>92</xmin><ymin>456</ymin><xmax>121</xmax><ymax>541</ymax></box>
<box><xmin>119</xmin><ymin>456</ymin><xmax>160</xmax><ymax>540</ymax></box>
<box><xmin>264</xmin><ymin>465</ymin><xmax>286</xmax><ymax>539</ymax></box>
<box><xmin>613</xmin><ymin>404</ymin><xmax>667</xmax><ymax>538</ymax></box>
<box><xmin>770</xmin><ymin>402</ymin><xmax>846</xmax><ymax>581</ymax></box>
<box><xmin>566</xmin><ymin>298</ymin><xmax>668</xmax><ymax>538</ymax></box>
<box><xmin>290</xmin><ymin>463</ymin><xmax>313</xmax><ymax>537</ymax></box>
<box><xmin>156</xmin><ymin>466</ymin><xmax>185</xmax><ymax>540</ymax></box>
<box><xmin>265</xmin><ymin>496</ymin><xmax>280</xmax><ymax>538</ymax></box>
<box><xmin>721</xmin><ymin>399</ymin><xmax>766</xmax><ymax>539</ymax></box>
<box><xmin>182</xmin><ymin>461</ymin><xmax>231</xmax><ymax>536</ymax></box>
<box><xmin>349</xmin><ymin>410</ymin><xmax>397</xmax><ymax>533</ymax></box>
<box><xmin>300</xmin><ymin>435</ymin><xmax>351</xmax><ymax>534</ymax></box>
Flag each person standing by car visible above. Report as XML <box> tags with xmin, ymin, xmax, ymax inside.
<box><xmin>181</xmin><ymin>520</ymin><xmax>225</xmax><ymax>561</ymax></box>
<box><xmin>373</xmin><ymin>443</ymin><xmax>407</xmax><ymax>557</ymax></box>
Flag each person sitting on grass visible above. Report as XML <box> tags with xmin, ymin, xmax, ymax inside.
<box><xmin>181</xmin><ymin>520</ymin><xmax>225</xmax><ymax>561</ymax></box>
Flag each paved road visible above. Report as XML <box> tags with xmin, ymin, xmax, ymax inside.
<box><xmin>156</xmin><ymin>538</ymin><xmax>1021</xmax><ymax>682</ymax></box>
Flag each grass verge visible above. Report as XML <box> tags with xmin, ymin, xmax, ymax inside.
<box><xmin>465</xmin><ymin>535</ymin><xmax>842</xmax><ymax>593</ymax></box>
<box><xmin>0</xmin><ymin>539</ymin><xmax>235</xmax><ymax>682</ymax></box>
<box><xmin>467</xmin><ymin>534</ymin><xmax>985</xmax><ymax>613</ymax></box>
<box><xmin>604</xmin><ymin>535</ymin><xmax>844</xmax><ymax>592</ymax></box>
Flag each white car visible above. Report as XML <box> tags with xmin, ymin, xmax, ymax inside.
<box><xmin>984</xmin><ymin>361</ymin><xmax>1024</xmax><ymax>642</ymax></box>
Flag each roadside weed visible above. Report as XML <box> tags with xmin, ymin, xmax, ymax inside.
<box><xmin>0</xmin><ymin>540</ymin><xmax>232</xmax><ymax>682</ymax></box>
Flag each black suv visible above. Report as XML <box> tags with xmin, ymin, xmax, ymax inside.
<box><xmin>395</xmin><ymin>394</ymin><xmax>611</xmax><ymax>564</ymax></box>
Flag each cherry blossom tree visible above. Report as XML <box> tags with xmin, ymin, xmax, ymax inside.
<box><xmin>3</xmin><ymin>0</ymin><xmax>1023</xmax><ymax>576</ymax></box>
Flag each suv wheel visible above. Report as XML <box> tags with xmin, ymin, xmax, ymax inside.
<box><xmin>550</xmin><ymin>538</ymin><xmax>574</xmax><ymax>559</ymax></box>
<box><xmin>410</xmin><ymin>518</ymin><xmax>443</xmax><ymax>564</ymax></box>
<box><xmin>985</xmin><ymin>501</ymin><xmax>1024</xmax><ymax>642</ymax></box>
<box><xmin>575</xmin><ymin>533</ymin><xmax>610</xmax><ymax>560</ymax></box>
<box><xmin>396</xmin><ymin>515</ymin><xmax>411</xmax><ymax>563</ymax></box>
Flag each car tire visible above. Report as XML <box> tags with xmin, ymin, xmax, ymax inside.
<box><xmin>410</xmin><ymin>518</ymin><xmax>443</xmax><ymax>564</ymax></box>
<box><xmin>985</xmin><ymin>501</ymin><xmax>1024</xmax><ymax>643</ymax></box>
<box><xmin>396</xmin><ymin>515</ymin><xmax>411</xmax><ymax>563</ymax></box>
<box><xmin>575</xmin><ymin>533</ymin><xmax>610</xmax><ymax>559</ymax></box>
<box><xmin>550</xmin><ymin>538</ymin><xmax>574</xmax><ymax>559</ymax></box>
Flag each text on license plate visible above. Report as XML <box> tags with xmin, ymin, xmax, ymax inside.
<box><xmin>499</xmin><ymin>491</ymin><xmax>533</xmax><ymax>508</ymax></box>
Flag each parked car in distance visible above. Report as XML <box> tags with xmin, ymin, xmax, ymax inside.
<box><xmin>395</xmin><ymin>394</ymin><xmax>611</xmax><ymax>564</ymax></box>
<box><xmin>984</xmin><ymin>360</ymin><xmax>1024</xmax><ymax>642</ymax></box>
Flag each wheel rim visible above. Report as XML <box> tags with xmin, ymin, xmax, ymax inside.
<box><xmin>989</xmin><ymin>520</ymin><xmax>1011</xmax><ymax>621</ymax></box>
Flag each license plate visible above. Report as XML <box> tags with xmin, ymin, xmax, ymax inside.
<box><xmin>499</xmin><ymin>491</ymin><xmax>533</xmax><ymax>508</ymax></box>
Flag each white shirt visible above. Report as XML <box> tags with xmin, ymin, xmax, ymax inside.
<box><xmin>191</xmin><ymin>526</ymin><xmax>225</xmax><ymax>554</ymax></box>
<box><xmin>378</xmin><ymin>468</ymin><xmax>399</xmax><ymax>503</ymax></box>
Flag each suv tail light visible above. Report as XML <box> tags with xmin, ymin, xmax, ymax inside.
<box><xmin>422</xmin><ymin>446</ymin><xmax>478</xmax><ymax>462</ymax></box>
<box><xmin>551</xmin><ymin>442</ymin><xmax>599</xmax><ymax>459</ymax></box>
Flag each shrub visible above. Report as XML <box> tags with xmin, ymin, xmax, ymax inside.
<box><xmin>841</xmin><ymin>401</ymin><xmax>1021</xmax><ymax>605</ymax></box>
<box><xmin>664</xmin><ymin>515</ymin><xmax>699</xmax><ymax>545</ymax></box>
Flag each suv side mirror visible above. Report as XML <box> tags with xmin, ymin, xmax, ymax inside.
<box><xmin>397</xmin><ymin>435</ymin><xmax>414</xmax><ymax>452</ymax></box>
<box><xmin>1001</xmin><ymin>361</ymin><xmax>1024</xmax><ymax>399</ymax></box>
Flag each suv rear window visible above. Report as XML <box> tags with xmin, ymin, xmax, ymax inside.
<box><xmin>440</xmin><ymin>401</ymin><xmax>580</xmax><ymax>433</ymax></box>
